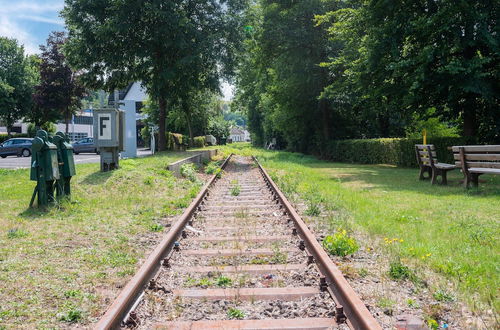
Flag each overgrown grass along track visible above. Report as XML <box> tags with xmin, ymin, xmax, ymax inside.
<box><xmin>98</xmin><ymin>155</ymin><xmax>379</xmax><ymax>329</ymax></box>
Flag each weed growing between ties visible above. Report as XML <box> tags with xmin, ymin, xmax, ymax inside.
<box><xmin>230</xmin><ymin>185</ymin><xmax>240</xmax><ymax>196</ymax></box>
<box><xmin>227</xmin><ymin>307</ymin><xmax>245</xmax><ymax>319</ymax></box>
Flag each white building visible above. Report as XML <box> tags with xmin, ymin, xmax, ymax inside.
<box><xmin>229</xmin><ymin>127</ymin><xmax>251</xmax><ymax>142</ymax></box>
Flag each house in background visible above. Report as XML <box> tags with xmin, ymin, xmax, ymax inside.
<box><xmin>229</xmin><ymin>127</ymin><xmax>251</xmax><ymax>142</ymax></box>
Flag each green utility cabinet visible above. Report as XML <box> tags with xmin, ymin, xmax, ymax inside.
<box><xmin>30</xmin><ymin>130</ymin><xmax>60</xmax><ymax>207</ymax></box>
<box><xmin>53</xmin><ymin>131</ymin><xmax>76</xmax><ymax>197</ymax></box>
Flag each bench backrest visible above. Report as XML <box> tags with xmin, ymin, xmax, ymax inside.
<box><xmin>452</xmin><ymin>145</ymin><xmax>500</xmax><ymax>170</ymax></box>
<box><xmin>415</xmin><ymin>144</ymin><xmax>437</xmax><ymax>167</ymax></box>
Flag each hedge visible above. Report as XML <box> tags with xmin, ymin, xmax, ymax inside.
<box><xmin>0</xmin><ymin>134</ymin><xmax>29</xmax><ymax>144</ymax></box>
<box><xmin>193</xmin><ymin>136</ymin><xmax>205</xmax><ymax>148</ymax></box>
<box><xmin>325</xmin><ymin>136</ymin><xmax>477</xmax><ymax>167</ymax></box>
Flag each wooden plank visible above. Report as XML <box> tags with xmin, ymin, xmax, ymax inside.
<box><xmin>192</xmin><ymin>235</ymin><xmax>289</xmax><ymax>243</ymax></box>
<box><xmin>469</xmin><ymin>168</ymin><xmax>500</xmax><ymax>174</ymax></box>
<box><xmin>455</xmin><ymin>162</ymin><xmax>500</xmax><ymax>169</ymax></box>
<box><xmin>173</xmin><ymin>287</ymin><xmax>319</xmax><ymax>301</ymax></box>
<box><xmin>176</xmin><ymin>263</ymin><xmax>306</xmax><ymax>274</ymax></box>
<box><xmin>154</xmin><ymin>317</ymin><xmax>337</xmax><ymax>329</ymax></box>
<box><xmin>415</xmin><ymin>144</ymin><xmax>436</xmax><ymax>150</ymax></box>
<box><xmin>418</xmin><ymin>151</ymin><xmax>437</xmax><ymax>157</ymax></box>
<box><xmin>183</xmin><ymin>248</ymin><xmax>296</xmax><ymax>256</ymax></box>
<box><xmin>452</xmin><ymin>145</ymin><xmax>500</xmax><ymax>152</ymax></box>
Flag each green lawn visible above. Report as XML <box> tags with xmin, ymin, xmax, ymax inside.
<box><xmin>0</xmin><ymin>152</ymin><xmax>199</xmax><ymax>328</ymax></box>
<box><xmin>214</xmin><ymin>143</ymin><xmax>500</xmax><ymax>314</ymax></box>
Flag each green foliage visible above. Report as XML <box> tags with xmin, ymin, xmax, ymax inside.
<box><xmin>389</xmin><ymin>261</ymin><xmax>411</xmax><ymax>280</ymax></box>
<box><xmin>433</xmin><ymin>290</ymin><xmax>455</xmax><ymax>302</ymax></box>
<box><xmin>227</xmin><ymin>307</ymin><xmax>245</xmax><ymax>319</ymax></box>
<box><xmin>193</xmin><ymin>136</ymin><xmax>205</xmax><ymax>148</ymax></box>
<box><xmin>230</xmin><ymin>185</ymin><xmax>240</xmax><ymax>196</ymax></box>
<box><xmin>0</xmin><ymin>134</ymin><xmax>29</xmax><ymax>143</ymax></box>
<box><xmin>6</xmin><ymin>228</ymin><xmax>28</xmax><ymax>239</ymax></box>
<box><xmin>59</xmin><ymin>308</ymin><xmax>82</xmax><ymax>323</ymax></box>
<box><xmin>205</xmin><ymin>161</ymin><xmax>220</xmax><ymax>175</ymax></box>
<box><xmin>215</xmin><ymin>276</ymin><xmax>232</xmax><ymax>287</ymax></box>
<box><xmin>63</xmin><ymin>0</ymin><xmax>246</xmax><ymax>150</ymax></box>
<box><xmin>326</xmin><ymin>136</ymin><xmax>475</xmax><ymax>167</ymax></box>
<box><xmin>405</xmin><ymin>109</ymin><xmax>460</xmax><ymax>139</ymax></box>
<box><xmin>0</xmin><ymin>37</ymin><xmax>36</xmax><ymax>133</ymax></box>
<box><xmin>180</xmin><ymin>163</ymin><xmax>201</xmax><ymax>184</ymax></box>
<box><xmin>322</xmin><ymin>229</ymin><xmax>359</xmax><ymax>257</ymax></box>
<box><xmin>27</xmin><ymin>122</ymin><xmax>56</xmax><ymax>137</ymax></box>
<box><xmin>305</xmin><ymin>201</ymin><xmax>321</xmax><ymax>216</ymax></box>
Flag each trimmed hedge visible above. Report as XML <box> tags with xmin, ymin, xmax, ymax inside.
<box><xmin>0</xmin><ymin>134</ymin><xmax>29</xmax><ymax>144</ymax></box>
<box><xmin>167</xmin><ymin>132</ymin><xmax>186</xmax><ymax>151</ymax></box>
<box><xmin>193</xmin><ymin>136</ymin><xmax>205</xmax><ymax>148</ymax></box>
<box><xmin>326</xmin><ymin>137</ymin><xmax>477</xmax><ymax>167</ymax></box>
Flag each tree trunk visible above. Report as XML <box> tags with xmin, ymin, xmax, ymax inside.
<box><xmin>183</xmin><ymin>102</ymin><xmax>194</xmax><ymax>147</ymax></box>
<box><xmin>6</xmin><ymin>125</ymin><xmax>11</xmax><ymax>137</ymax></box>
<box><xmin>158</xmin><ymin>95</ymin><xmax>167</xmax><ymax>151</ymax></box>
<box><xmin>463</xmin><ymin>99</ymin><xmax>477</xmax><ymax>137</ymax></box>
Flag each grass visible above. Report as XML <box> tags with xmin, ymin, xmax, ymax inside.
<box><xmin>205</xmin><ymin>143</ymin><xmax>500</xmax><ymax>315</ymax></box>
<box><xmin>0</xmin><ymin>151</ymin><xmax>197</xmax><ymax>328</ymax></box>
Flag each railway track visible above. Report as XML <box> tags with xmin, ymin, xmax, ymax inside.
<box><xmin>96</xmin><ymin>155</ymin><xmax>381</xmax><ymax>329</ymax></box>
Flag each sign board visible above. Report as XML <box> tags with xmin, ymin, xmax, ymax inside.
<box><xmin>98</xmin><ymin>113</ymin><xmax>111</xmax><ymax>140</ymax></box>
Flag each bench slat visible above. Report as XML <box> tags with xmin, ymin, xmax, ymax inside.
<box><xmin>416</xmin><ymin>144</ymin><xmax>436</xmax><ymax>150</ymax></box>
<box><xmin>455</xmin><ymin>162</ymin><xmax>500</xmax><ymax>169</ymax></box>
<box><xmin>452</xmin><ymin>145</ymin><xmax>500</xmax><ymax>152</ymax></box>
<box><xmin>454</xmin><ymin>154</ymin><xmax>500</xmax><ymax>161</ymax></box>
<box><xmin>418</xmin><ymin>151</ymin><xmax>437</xmax><ymax>157</ymax></box>
<box><xmin>469</xmin><ymin>168</ymin><xmax>500</xmax><ymax>174</ymax></box>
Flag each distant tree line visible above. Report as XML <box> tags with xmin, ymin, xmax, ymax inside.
<box><xmin>234</xmin><ymin>0</ymin><xmax>499</xmax><ymax>153</ymax></box>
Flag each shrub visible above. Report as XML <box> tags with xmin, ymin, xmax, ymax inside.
<box><xmin>326</xmin><ymin>136</ymin><xmax>476</xmax><ymax>167</ymax></box>
<box><xmin>27</xmin><ymin>122</ymin><xmax>56</xmax><ymax>137</ymax></box>
<box><xmin>389</xmin><ymin>260</ymin><xmax>411</xmax><ymax>280</ymax></box>
<box><xmin>193</xmin><ymin>136</ymin><xmax>205</xmax><ymax>148</ymax></box>
<box><xmin>227</xmin><ymin>308</ymin><xmax>245</xmax><ymax>319</ymax></box>
<box><xmin>180</xmin><ymin>163</ymin><xmax>201</xmax><ymax>184</ymax></box>
<box><xmin>322</xmin><ymin>229</ymin><xmax>359</xmax><ymax>257</ymax></box>
<box><xmin>205</xmin><ymin>161</ymin><xmax>220</xmax><ymax>175</ymax></box>
<box><xmin>0</xmin><ymin>133</ymin><xmax>29</xmax><ymax>143</ymax></box>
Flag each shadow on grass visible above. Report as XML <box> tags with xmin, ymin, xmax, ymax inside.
<box><xmin>81</xmin><ymin>170</ymin><xmax>113</xmax><ymax>185</ymax></box>
<box><xmin>260</xmin><ymin>150</ymin><xmax>500</xmax><ymax>197</ymax></box>
<box><xmin>18</xmin><ymin>205</ymin><xmax>51</xmax><ymax>219</ymax></box>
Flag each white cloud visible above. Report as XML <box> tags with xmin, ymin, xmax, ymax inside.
<box><xmin>0</xmin><ymin>1</ymin><xmax>63</xmax><ymax>14</ymax></box>
<box><xmin>0</xmin><ymin>0</ymin><xmax>64</xmax><ymax>54</ymax></box>
<box><xmin>17</xmin><ymin>14</ymin><xmax>64</xmax><ymax>26</ymax></box>
<box><xmin>0</xmin><ymin>15</ymin><xmax>39</xmax><ymax>54</ymax></box>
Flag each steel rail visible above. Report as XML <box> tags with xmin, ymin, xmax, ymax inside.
<box><xmin>254</xmin><ymin>156</ymin><xmax>382</xmax><ymax>330</ymax></box>
<box><xmin>94</xmin><ymin>154</ymin><xmax>233</xmax><ymax>330</ymax></box>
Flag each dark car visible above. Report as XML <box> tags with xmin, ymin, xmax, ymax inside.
<box><xmin>0</xmin><ymin>138</ymin><xmax>33</xmax><ymax>158</ymax></box>
<box><xmin>73</xmin><ymin>137</ymin><xmax>98</xmax><ymax>154</ymax></box>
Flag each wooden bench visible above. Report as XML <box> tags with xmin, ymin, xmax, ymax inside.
<box><xmin>415</xmin><ymin>144</ymin><xmax>456</xmax><ymax>185</ymax></box>
<box><xmin>452</xmin><ymin>145</ymin><xmax>500</xmax><ymax>188</ymax></box>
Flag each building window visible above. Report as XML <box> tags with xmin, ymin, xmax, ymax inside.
<box><xmin>68</xmin><ymin>132</ymin><xmax>88</xmax><ymax>142</ymax></box>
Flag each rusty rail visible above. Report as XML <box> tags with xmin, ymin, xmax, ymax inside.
<box><xmin>254</xmin><ymin>156</ymin><xmax>382</xmax><ymax>330</ymax></box>
<box><xmin>94</xmin><ymin>154</ymin><xmax>232</xmax><ymax>330</ymax></box>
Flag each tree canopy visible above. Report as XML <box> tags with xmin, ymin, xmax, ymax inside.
<box><xmin>235</xmin><ymin>0</ymin><xmax>499</xmax><ymax>153</ymax></box>
<box><xmin>0</xmin><ymin>37</ymin><xmax>37</xmax><ymax>135</ymax></box>
<box><xmin>63</xmin><ymin>0</ymin><xmax>247</xmax><ymax>150</ymax></box>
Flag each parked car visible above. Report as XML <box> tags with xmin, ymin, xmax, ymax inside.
<box><xmin>73</xmin><ymin>137</ymin><xmax>98</xmax><ymax>154</ymax></box>
<box><xmin>0</xmin><ymin>138</ymin><xmax>33</xmax><ymax>158</ymax></box>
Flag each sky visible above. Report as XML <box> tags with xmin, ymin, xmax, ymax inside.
<box><xmin>0</xmin><ymin>0</ymin><xmax>234</xmax><ymax>100</ymax></box>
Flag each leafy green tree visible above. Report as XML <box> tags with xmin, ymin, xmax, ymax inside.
<box><xmin>63</xmin><ymin>0</ymin><xmax>247</xmax><ymax>150</ymax></box>
<box><xmin>28</xmin><ymin>32</ymin><xmax>86</xmax><ymax>131</ymax></box>
<box><xmin>0</xmin><ymin>38</ymin><xmax>36</xmax><ymax>136</ymax></box>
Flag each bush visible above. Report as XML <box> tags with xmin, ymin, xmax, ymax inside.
<box><xmin>389</xmin><ymin>260</ymin><xmax>411</xmax><ymax>280</ymax></box>
<box><xmin>180</xmin><ymin>163</ymin><xmax>201</xmax><ymax>184</ymax></box>
<box><xmin>326</xmin><ymin>136</ymin><xmax>476</xmax><ymax>167</ymax></box>
<box><xmin>0</xmin><ymin>133</ymin><xmax>29</xmax><ymax>143</ymax></box>
<box><xmin>193</xmin><ymin>136</ymin><xmax>205</xmax><ymax>148</ymax></box>
<box><xmin>322</xmin><ymin>229</ymin><xmax>359</xmax><ymax>257</ymax></box>
<box><xmin>27</xmin><ymin>123</ymin><xmax>56</xmax><ymax>137</ymax></box>
<box><xmin>167</xmin><ymin>132</ymin><xmax>185</xmax><ymax>150</ymax></box>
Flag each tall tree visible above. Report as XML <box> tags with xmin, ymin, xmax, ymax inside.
<box><xmin>63</xmin><ymin>0</ymin><xmax>247</xmax><ymax>150</ymax></box>
<box><xmin>0</xmin><ymin>37</ymin><xmax>36</xmax><ymax>136</ymax></box>
<box><xmin>27</xmin><ymin>32</ymin><xmax>86</xmax><ymax>132</ymax></box>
